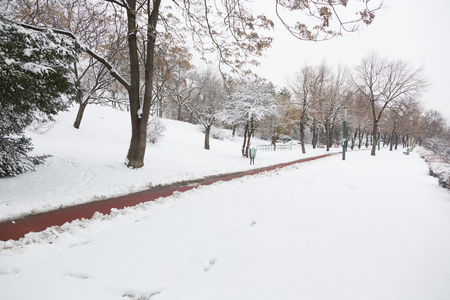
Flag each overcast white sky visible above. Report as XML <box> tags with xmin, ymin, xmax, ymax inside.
<box><xmin>253</xmin><ymin>0</ymin><xmax>450</xmax><ymax>121</ymax></box>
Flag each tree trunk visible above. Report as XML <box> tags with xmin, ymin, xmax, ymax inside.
<box><xmin>244</xmin><ymin>119</ymin><xmax>254</xmax><ymax>158</ymax></box>
<box><xmin>325</xmin><ymin>121</ymin><xmax>330</xmax><ymax>152</ymax></box>
<box><xmin>158</xmin><ymin>97</ymin><xmax>163</xmax><ymax>118</ymax></box>
<box><xmin>312</xmin><ymin>123</ymin><xmax>318</xmax><ymax>149</ymax></box>
<box><xmin>177</xmin><ymin>103</ymin><xmax>182</xmax><ymax>121</ymax></box>
<box><xmin>351</xmin><ymin>129</ymin><xmax>357</xmax><ymax>150</ymax></box>
<box><xmin>204</xmin><ymin>124</ymin><xmax>211</xmax><ymax>150</ymax></box>
<box><xmin>389</xmin><ymin>132</ymin><xmax>394</xmax><ymax>151</ymax></box>
<box><xmin>126</xmin><ymin>0</ymin><xmax>161</xmax><ymax>168</ymax></box>
<box><xmin>271</xmin><ymin>134</ymin><xmax>277</xmax><ymax>151</ymax></box>
<box><xmin>73</xmin><ymin>101</ymin><xmax>88</xmax><ymax>129</ymax></box>
<box><xmin>299</xmin><ymin>122</ymin><xmax>306</xmax><ymax>154</ymax></box>
<box><xmin>242</xmin><ymin>123</ymin><xmax>248</xmax><ymax>157</ymax></box>
<box><xmin>358</xmin><ymin>130</ymin><xmax>363</xmax><ymax>149</ymax></box>
<box><xmin>371</xmin><ymin>122</ymin><xmax>378</xmax><ymax>156</ymax></box>
<box><xmin>245</xmin><ymin>129</ymin><xmax>253</xmax><ymax>158</ymax></box>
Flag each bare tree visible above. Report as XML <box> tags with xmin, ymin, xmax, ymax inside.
<box><xmin>317</xmin><ymin>64</ymin><xmax>353</xmax><ymax>151</ymax></box>
<box><xmin>308</xmin><ymin>63</ymin><xmax>329</xmax><ymax>148</ymax></box>
<box><xmin>353</xmin><ymin>52</ymin><xmax>428</xmax><ymax>155</ymax></box>
<box><xmin>185</xmin><ymin>69</ymin><xmax>227</xmax><ymax>150</ymax></box>
<box><xmin>383</xmin><ymin>97</ymin><xmax>421</xmax><ymax>151</ymax></box>
<box><xmin>165</xmin><ymin>67</ymin><xmax>196</xmax><ymax>121</ymax></box>
<box><xmin>420</xmin><ymin>110</ymin><xmax>450</xmax><ymax>157</ymax></box>
<box><xmin>346</xmin><ymin>91</ymin><xmax>372</xmax><ymax>150</ymax></box>
<box><xmin>290</xmin><ymin>65</ymin><xmax>319</xmax><ymax>153</ymax></box>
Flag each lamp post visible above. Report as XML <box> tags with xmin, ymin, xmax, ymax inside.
<box><xmin>342</xmin><ymin>106</ymin><xmax>347</xmax><ymax>160</ymax></box>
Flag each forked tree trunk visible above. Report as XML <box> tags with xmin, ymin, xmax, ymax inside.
<box><xmin>126</xmin><ymin>0</ymin><xmax>161</xmax><ymax>168</ymax></box>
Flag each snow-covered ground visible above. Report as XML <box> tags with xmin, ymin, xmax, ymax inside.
<box><xmin>0</xmin><ymin>105</ymin><xmax>339</xmax><ymax>222</ymax></box>
<box><xmin>1</xmin><ymin>105</ymin><xmax>449</xmax><ymax>300</ymax></box>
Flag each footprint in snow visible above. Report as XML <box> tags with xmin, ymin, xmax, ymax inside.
<box><xmin>65</xmin><ymin>271</ymin><xmax>90</xmax><ymax>279</ymax></box>
<box><xmin>203</xmin><ymin>258</ymin><xmax>217</xmax><ymax>272</ymax></box>
<box><xmin>0</xmin><ymin>266</ymin><xmax>20</xmax><ymax>276</ymax></box>
<box><xmin>122</xmin><ymin>290</ymin><xmax>161</xmax><ymax>299</ymax></box>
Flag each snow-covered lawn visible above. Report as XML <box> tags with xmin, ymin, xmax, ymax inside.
<box><xmin>1</xmin><ymin>105</ymin><xmax>449</xmax><ymax>300</ymax></box>
<box><xmin>0</xmin><ymin>105</ymin><xmax>339</xmax><ymax>221</ymax></box>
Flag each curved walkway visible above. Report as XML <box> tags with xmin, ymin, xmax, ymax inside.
<box><xmin>0</xmin><ymin>153</ymin><xmax>336</xmax><ymax>241</ymax></box>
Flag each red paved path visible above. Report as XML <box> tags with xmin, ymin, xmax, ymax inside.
<box><xmin>0</xmin><ymin>154</ymin><xmax>335</xmax><ymax>241</ymax></box>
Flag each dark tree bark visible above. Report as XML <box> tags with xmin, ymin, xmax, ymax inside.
<box><xmin>243</xmin><ymin>118</ymin><xmax>255</xmax><ymax>158</ymax></box>
<box><xmin>299</xmin><ymin>122</ymin><xmax>306</xmax><ymax>154</ymax></box>
<box><xmin>371</xmin><ymin>122</ymin><xmax>378</xmax><ymax>155</ymax></box>
<box><xmin>325</xmin><ymin>121</ymin><xmax>331</xmax><ymax>152</ymax></box>
<box><xmin>204</xmin><ymin>124</ymin><xmax>211</xmax><ymax>150</ymax></box>
<box><xmin>365</xmin><ymin>133</ymin><xmax>369</xmax><ymax>148</ymax></box>
<box><xmin>73</xmin><ymin>101</ymin><xmax>89</xmax><ymax>129</ymax></box>
<box><xmin>311</xmin><ymin>121</ymin><xmax>318</xmax><ymax>148</ymax></box>
<box><xmin>242</xmin><ymin>123</ymin><xmax>248</xmax><ymax>157</ymax></box>
<box><xmin>351</xmin><ymin>129</ymin><xmax>357</xmax><ymax>150</ymax></box>
<box><xmin>125</xmin><ymin>0</ymin><xmax>161</xmax><ymax>168</ymax></box>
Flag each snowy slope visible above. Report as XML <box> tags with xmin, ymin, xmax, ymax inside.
<box><xmin>0</xmin><ymin>105</ymin><xmax>339</xmax><ymax>221</ymax></box>
<box><xmin>0</xmin><ymin>147</ymin><xmax>449</xmax><ymax>300</ymax></box>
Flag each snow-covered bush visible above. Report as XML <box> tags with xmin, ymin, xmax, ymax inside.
<box><xmin>0</xmin><ymin>136</ymin><xmax>51</xmax><ymax>177</ymax></box>
<box><xmin>424</xmin><ymin>137</ymin><xmax>450</xmax><ymax>159</ymax></box>
<box><xmin>416</xmin><ymin>147</ymin><xmax>450</xmax><ymax>189</ymax></box>
<box><xmin>212</xmin><ymin>127</ymin><xmax>232</xmax><ymax>140</ymax></box>
<box><xmin>147</xmin><ymin>116</ymin><xmax>166</xmax><ymax>144</ymax></box>
<box><xmin>198</xmin><ymin>125</ymin><xmax>231</xmax><ymax>141</ymax></box>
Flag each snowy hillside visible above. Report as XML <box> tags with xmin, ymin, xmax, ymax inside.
<box><xmin>0</xmin><ymin>105</ymin><xmax>339</xmax><ymax>221</ymax></box>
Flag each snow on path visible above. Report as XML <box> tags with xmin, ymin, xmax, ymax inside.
<box><xmin>1</xmin><ymin>150</ymin><xmax>449</xmax><ymax>300</ymax></box>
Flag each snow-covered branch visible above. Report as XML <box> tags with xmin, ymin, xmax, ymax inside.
<box><xmin>16</xmin><ymin>21</ymin><xmax>131</xmax><ymax>91</ymax></box>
